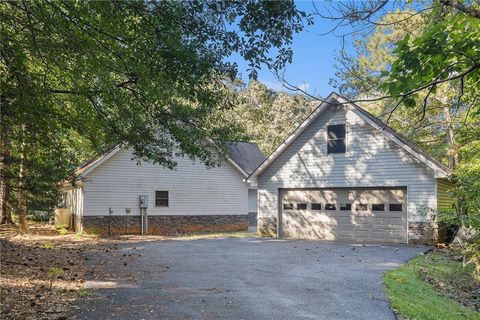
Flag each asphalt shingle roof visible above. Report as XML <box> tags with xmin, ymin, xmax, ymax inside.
<box><xmin>226</xmin><ymin>141</ymin><xmax>266</xmax><ymax>175</ymax></box>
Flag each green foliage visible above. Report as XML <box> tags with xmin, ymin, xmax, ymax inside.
<box><xmin>223</xmin><ymin>80</ymin><xmax>317</xmax><ymax>155</ymax></box>
<box><xmin>78</xmin><ymin>289</ymin><xmax>92</xmax><ymax>298</ymax></box>
<box><xmin>383</xmin><ymin>4</ymin><xmax>480</xmax><ymax>112</ymax></box>
<box><xmin>1</xmin><ymin>1</ymin><xmax>309</xmax><ymax>217</ymax></box>
<box><xmin>57</xmin><ymin>227</ymin><xmax>69</xmax><ymax>236</ymax></box>
<box><xmin>41</xmin><ymin>242</ymin><xmax>55</xmax><ymax>250</ymax></box>
<box><xmin>47</xmin><ymin>266</ymin><xmax>65</xmax><ymax>290</ymax></box>
<box><xmin>383</xmin><ymin>251</ymin><xmax>479</xmax><ymax>319</ymax></box>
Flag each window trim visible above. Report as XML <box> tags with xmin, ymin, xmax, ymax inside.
<box><xmin>327</xmin><ymin>123</ymin><xmax>347</xmax><ymax>154</ymax></box>
<box><xmin>155</xmin><ymin>190</ymin><xmax>169</xmax><ymax>207</ymax></box>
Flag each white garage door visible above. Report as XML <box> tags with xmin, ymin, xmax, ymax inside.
<box><xmin>280</xmin><ymin>187</ymin><xmax>407</xmax><ymax>243</ymax></box>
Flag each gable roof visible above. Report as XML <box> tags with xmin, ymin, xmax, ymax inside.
<box><xmin>248</xmin><ymin>92</ymin><xmax>451</xmax><ymax>180</ymax></box>
<box><xmin>226</xmin><ymin>141</ymin><xmax>266</xmax><ymax>175</ymax></box>
<box><xmin>70</xmin><ymin>141</ymin><xmax>265</xmax><ymax>181</ymax></box>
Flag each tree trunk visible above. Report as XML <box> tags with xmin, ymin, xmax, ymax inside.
<box><xmin>444</xmin><ymin>106</ymin><xmax>458</xmax><ymax>169</ymax></box>
<box><xmin>0</xmin><ymin>129</ymin><xmax>13</xmax><ymax>224</ymax></box>
<box><xmin>18</xmin><ymin>128</ymin><xmax>29</xmax><ymax>234</ymax></box>
<box><xmin>0</xmin><ymin>182</ymin><xmax>13</xmax><ymax>225</ymax></box>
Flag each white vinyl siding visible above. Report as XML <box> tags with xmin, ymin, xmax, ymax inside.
<box><xmin>63</xmin><ymin>187</ymin><xmax>83</xmax><ymax>217</ymax></box>
<box><xmin>82</xmin><ymin>148</ymin><xmax>248</xmax><ymax>216</ymax></box>
<box><xmin>248</xmin><ymin>189</ymin><xmax>258</xmax><ymax>213</ymax></box>
<box><xmin>258</xmin><ymin>103</ymin><xmax>437</xmax><ymax>224</ymax></box>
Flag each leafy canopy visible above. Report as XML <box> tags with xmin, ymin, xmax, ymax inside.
<box><xmin>0</xmin><ymin>1</ymin><xmax>309</xmax><ymax>217</ymax></box>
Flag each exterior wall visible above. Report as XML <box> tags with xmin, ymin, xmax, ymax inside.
<box><xmin>437</xmin><ymin>178</ymin><xmax>455</xmax><ymax>212</ymax></box>
<box><xmin>82</xmin><ymin>214</ymin><xmax>248</xmax><ymax>235</ymax></box>
<box><xmin>248</xmin><ymin>189</ymin><xmax>258</xmax><ymax>213</ymax></box>
<box><xmin>61</xmin><ymin>186</ymin><xmax>84</xmax><ymax>232</ymax></box>
<box><xmin>408</xmin><ymin>222</ymin><xmax>438</xmax><ymax>244</ymax></box>
<box><xmin>82</xmin><ymin>148</ymin><xmax>248</xmax><ymax>218</ymax></box>
<box><xmin>257</xmin><ymin>103</ymin><xmax>438</xmax><ymax>243</ymax></box>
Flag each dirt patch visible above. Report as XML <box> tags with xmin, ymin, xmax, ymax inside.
<box><xmin>0</xmin><ymin>224</ymin><xmax>114</xmax><ymax>320</ymax></box>
<box><xmin>417</xmin><ymin>249</ymin><xmax>480</xmax><ymax>311</ymax></box>
<box><xmin>1</xmin><ymin>226</ymin><xmax>255</xmax><ymax>319</ymax></box>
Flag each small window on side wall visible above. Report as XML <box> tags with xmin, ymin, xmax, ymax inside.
<box><xmin>283</xmin><ymin>203</ymin><xmax>294</xmax><ymax>210</ymax></box>
<box><xmin>389</xmin><ymin>204</ymin><xmax>403</xmax><ymax>211</ymax></box>
<box><xmin>311</xmin><ymin>203</ymin><xmax>322</xmax><ymax>210</ymax></box>
<box><xmin>327</xmin><ymin>124</ymin><xmax>346</xmax><ymax>154</ymax></box>
<box><xmin>155</xmin><ymin>191</ymin><xmax>169</xmax><ymax>207</ymax></box>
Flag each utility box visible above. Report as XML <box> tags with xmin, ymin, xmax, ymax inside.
<box><xmin>54</xmin><ymin>208</ymin><xmax>71</xmax><ymax>228</ymax></box>
<box><xmin>139</xmin><ymin>195</ymin><xmax>149</xmax><ymax>208</ymax></box>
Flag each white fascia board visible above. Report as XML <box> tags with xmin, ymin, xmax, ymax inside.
<box><xmin>78</xmin><ymin>146</ymin><xmax>122</xmax><ymax>179</ymax></box>
<box><xmin>226</xmin><ymin>156</ymin><xmax>249</xmax><ymax>178</ymax></box>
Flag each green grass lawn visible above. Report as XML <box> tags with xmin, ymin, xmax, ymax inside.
<box><xmin>383</xmin><ymin>250</ymin><xmax>480</xmax><ymax>320</ymax></box>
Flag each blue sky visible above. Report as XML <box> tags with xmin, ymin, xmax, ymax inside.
<box><xmin>228</xmin><ymin>1</ymin><xmax>387</xmax><ymax>97</ymax></box>
<box><xmin>229</xmin><ymin>1</ymin><xmax>357</xmax><ymax>97</ymax></box>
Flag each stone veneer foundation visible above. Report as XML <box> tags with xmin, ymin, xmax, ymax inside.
<box><xmin>257</xmin><ymin>217</ymin><xmax>277</xmax><ymax>237</ymax></box>
<box><xmin>81</xmin><ymin>214</ymin><xmax>248</xmax><ymax>236</ymax></box>
<box><xmin>408</xmin><ymin>221</ymin><xmax>438</xmax><ymax>244</ymax></box>
<box><xmin>258</xmin><ymin>217</ymin><xmax>438</xmax><ymax>245</ymax></box>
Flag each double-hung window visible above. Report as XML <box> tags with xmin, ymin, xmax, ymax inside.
<box><xmin>155</xmin><ymin>191</ymin><xmax>169</xmax><ymax>207</ymax></box>
<box><xmin>327</xmin><ymin>124</ymin><xmax>346</xmax><ymax>154</ymax></box>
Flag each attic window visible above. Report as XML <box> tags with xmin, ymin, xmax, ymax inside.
<box><xmin>155</xmin><ymin>191</ymin><xmax>169</xmax><ymax>207</ymax></box>
<box><xmin>327</xmin><ymin>124</ymin><xmax>346</xmax><ymax>154</ymax></box>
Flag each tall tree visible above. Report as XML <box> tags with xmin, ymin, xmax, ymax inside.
<box><xmin>0</xmin><ymin>1</ymin><xmax>310</xmax><ymax>229</ymax></box>
<box><xmin>223</xmin><ymin>81</ymin><xmax>317</xmax><ymax>155</ymax></box>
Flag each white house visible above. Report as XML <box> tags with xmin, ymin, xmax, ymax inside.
<box><xmin>60</xmin><ymin>142</ymin><xmax>265</xmax><ymax>235</ymax></box>
<box><xmin>247</xmin><ymin>93</ymin><xmax>453</xmax><ymax>244</ymax></box>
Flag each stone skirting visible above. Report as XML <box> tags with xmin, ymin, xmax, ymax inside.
<box><xmin>81</xmin><ymin>214</ymin><xmax>248</xmax><ymax>236</ymax></box>
<box><xmin>257</xmin><ymin>217</ymin><xmax>277</xmax><ymax>237</ymax></box>
<box><xmin>409</xmin><ymin>221</ymin><xmax>438</xmax><ymax>244</ymax></box>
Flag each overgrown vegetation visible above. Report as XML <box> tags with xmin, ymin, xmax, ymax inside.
<box><xmin>384</xmin><ymin>250</ymin><xmax>479</xmax><ymax>320</ymax></box>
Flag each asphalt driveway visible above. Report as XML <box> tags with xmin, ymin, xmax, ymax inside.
<box><xmin>72</xmin><ymin>237</ymin><xmax>426</xmax><ymax>320</ymax></box>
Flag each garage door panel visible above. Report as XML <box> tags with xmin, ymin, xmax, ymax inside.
<box><xmin>389</xmin><ymin>217</ymin><xmax>404</xmax><ymax>226</ymax></box>
<box><xmin>355</xmin><ymin>229</ymin><xmax>370</xmax><ymax>239</ymax></box>
<box><xmin>280</xmin><ymin>188</ymin><xmax>407</xmax><ymax>243</ymax></box>
<box><xmin>371</xmin><ymin>230</ymin><xmax>387</xmax><ymax>240</ymax></box>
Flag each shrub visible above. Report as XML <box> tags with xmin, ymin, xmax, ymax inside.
<box><xmin>41</xmin><ymin>242</ymin><xmax>55</xmax><ymax>249</ymax></box>
<box><xmin>47</xmin><ymin>266</ymin><xmax>65</xmax><ymax>290</ymax></box>
<box><xmin>57</xmin><ymin>227</ymin><xmax>69</xmax><ymax>236</ymax></box>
